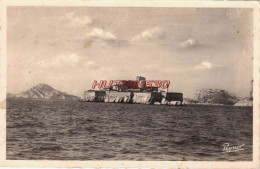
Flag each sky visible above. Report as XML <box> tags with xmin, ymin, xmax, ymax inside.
<box><xmin>7</xmin><ymin>7</ymin><xmax>253</xmax><ymax>98</ymax></box>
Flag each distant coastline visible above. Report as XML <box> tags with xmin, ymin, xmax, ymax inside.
<box><xmin>7</xmin><ymin>84</ymin><xmax>253</xmax><ymax>107</ymax></box>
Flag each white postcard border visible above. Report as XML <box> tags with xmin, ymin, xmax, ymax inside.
<box><xmin>0</xmin><ymin>1</ymin><xmax>259</xmax><ymax>168</ymax></box>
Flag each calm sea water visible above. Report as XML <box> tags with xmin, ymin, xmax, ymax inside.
<box><xmin>6</xmin><ymin>98</ymin><xmax>252</xmax><ymax>161</ymax></box>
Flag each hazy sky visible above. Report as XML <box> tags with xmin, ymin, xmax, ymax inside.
<box><xmin>7</xmin><ymin>7</ymin><xmax>253</xmax><ymax>98</ymax></box>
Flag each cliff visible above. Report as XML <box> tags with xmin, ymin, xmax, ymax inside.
<box><xmin>7</xmin><ymin>84</ymin><xmax>79</xmax><ymax>100</ymax></box>
<box><xmin>194</xmin><ymin>89</ymin><xmax>239</xmax><ymax>105</ymax></box>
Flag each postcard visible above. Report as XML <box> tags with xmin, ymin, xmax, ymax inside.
<box><xmin>0</xmin><ymin>0</ymin><xmax>259</xmax><ymax>168</ymax></box>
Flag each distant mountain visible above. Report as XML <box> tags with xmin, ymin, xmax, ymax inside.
<box><xmin>193</xmin><ymin>89</ymin><xmax>239</xmax><ymax>105</ymax></box>
<box><xmin>7</xmin><ymin>83</ymin><xmax>79</xmax><ymax>100</ymax></box>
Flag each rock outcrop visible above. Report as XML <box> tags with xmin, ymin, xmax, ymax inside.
<box><xmin>194</xmin><ymin>89</ymin><xmax>239</xmax><ymax>105</ymax></box>
<box><xmin>7</xmin><ymin>83</ymin><xmax>79</xmax><ymax>100</ymax></box>
<box><xmin>234</xmin><ymin>98</ymin><xmax>253</xmax><ymax>107</ymax></box>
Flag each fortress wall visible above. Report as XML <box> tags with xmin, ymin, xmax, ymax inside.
<box><xmin>166</xmin><ymin>92</ymin><xmax>183</xmax><ymax>102</ymax></box>
<box><xmin>81</xmin><ymin>91</ymin><xmax>95</xmax><ymax>101</ymax></box>
<box><xmin>105</xmin><ymin>91</ymin><xmax>132</xmax><ymax>103</ymax></box>
<box><xmin>81</xmin><ymin>91</ymin><xmax>106</xmax><ymax>101</ymax></box>
<box><xmin>132</xmin><ymin>92</ymin><xmax>162</xmax><ymax>104</ymax></box>
<box><xmin>81</xmin><ymin>90</ymin><xmax>182</xmax><ymax>105</ymax></box>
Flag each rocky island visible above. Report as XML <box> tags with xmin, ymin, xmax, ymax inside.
<box><xmin>7</xmin><ymin>84</ymin><xmax>79</xmax><ymax>100</ymax></box>
<box><xmin>184</xmin><ymin>89</ymin><xmax>252</xmax><ymax>106</ymax></box>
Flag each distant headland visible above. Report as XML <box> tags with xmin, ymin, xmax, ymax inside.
<box><xmin>7</xmin><ymin>83</ymin><xmax>79</xmax><ymax>100</ymax></box>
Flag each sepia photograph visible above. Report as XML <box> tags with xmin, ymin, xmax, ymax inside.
<box><xmin>0</xmin><ymin>1</ymin><xmax>259</xmax><ymax>168</ymax></box>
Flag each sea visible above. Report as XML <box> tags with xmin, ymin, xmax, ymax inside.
<box><xmin>6</xmin><ymin>98</ymin><xmax>253</xmax><ymax>161</ymax></box>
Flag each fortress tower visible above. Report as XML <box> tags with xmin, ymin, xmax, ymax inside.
<box><xmin>136</xmin><ymin>76</ymin><xmax>146</xmax><ymax>88</ymax></box>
